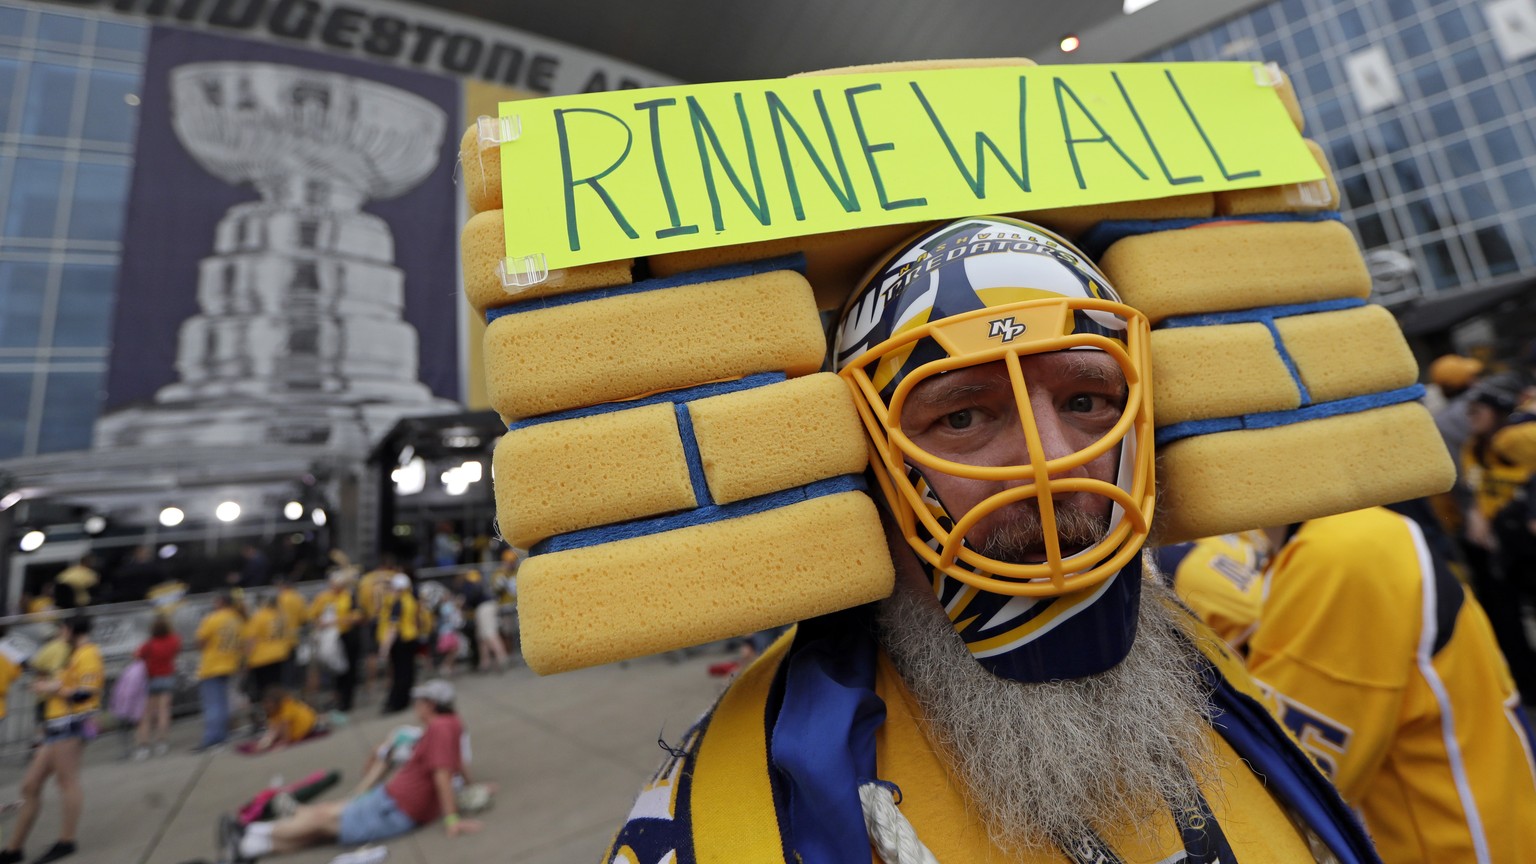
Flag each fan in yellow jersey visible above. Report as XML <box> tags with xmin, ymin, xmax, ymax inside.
<box><xmin>1</xmin><ymin>613</ymin><xmax>101</xmax><ymax>864</ymax></box>
<box><xmin>248</xmin><ymin>687</ymin><xmax>325</xmax><ymax>753</ymax></box>
<box><xmin>309</xmin><ymin>570</ymin><xmax>361</xmax><ymax>713</ymax></box>
<box><xmin>273</xmin><ymin>574</ymin><xmax>308</xmax><ymax>688</ymax></box>
<box><xmin>195</xmin><ymin>592</ymin><xmax>246</xmax><ymax>752</ymax></box>
<box><xmin>356</xmin><ymin>555</ymin><xmax>399</xmax><ymax>695</ymax></box>
<box><xmin>1459</xmin><ymin>373</ymin><xmax>1536</xmax><ymax>700</ymax></box>
<box><xmin>1155</xmin><ymin>530</ymin><xmax>1269</xmax><ymax>651</ymax></box>
<box><xmin>378</xmin><ymin>574</ymin><xmax>420</xmax><ymax>715</ymax></box>
<box><xmin>1161</xmin><ymin>505</ymin><xmax>1536</xmax><ymax>863</ymax></box>
<box><xmin>0</xmin><ymin>628</ymin><xmax>25</xmax><ymax>723</ymax></box>
<box><xmin>243</xmin><ymin>595</ymin><xmax>292</xmax><ymax>728</ymax></box>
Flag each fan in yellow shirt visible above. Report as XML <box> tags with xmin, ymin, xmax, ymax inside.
<box><xmin>248</xmin><ymin>688</ymin><xmax>325</xmax><ymax>753</ymax></box>
<box><xmin>243</xmin><ymin>596</ymin><xmax>291</xmax><ymax>720</ymax></box>
<box><xmin>194</xmin><ymin>593</ymin><xmax>244</xmax><ymax>751</ymax></box>
<box><xmin>310</xmin><ymin>569</ymin><xmax>362</xmax><ymax>713</ymax></box>
<box><xmin>5</xmin><ymin>613</ymin><xmax>100</xmax><ymax>863</ymax></box>
<box><xmin>378</xmin><ymin>573</ymin><xmax>420</xmax><ymax>714</ymax></box>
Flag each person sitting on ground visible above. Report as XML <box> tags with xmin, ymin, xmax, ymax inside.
<box><xmin>247</xmin><ymin>687</ymin><xmax>325</xmax><ymax>754</ymax></box>
<box><xmin>219</xmin><ymin>679</ymin><xmax>482</xmax><ymax>861</ymax></box>
<box><xmin>349</xmin><ymin>718</ymin><xmax>478</xmax><ymax>798</ymax></box>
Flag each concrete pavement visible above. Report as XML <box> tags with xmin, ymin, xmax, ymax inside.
<box><xmin>0</xmin><ymin>648</ymin><xmax>735</xmax><ymax>864</ymax></box>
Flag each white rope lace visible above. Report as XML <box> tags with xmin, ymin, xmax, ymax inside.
<box><xmin>859</xmin><ymin>781</ymin><xmax>939</xmax><ymax>864</ymax></box>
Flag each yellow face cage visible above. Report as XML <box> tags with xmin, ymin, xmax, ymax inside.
<box><xmin>839</xmin><ymin>295</ymin><xmax>1156</xmax><ymax>598</ymax></box>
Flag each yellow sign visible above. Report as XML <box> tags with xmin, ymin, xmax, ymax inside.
<box><xmin>499</xmin><ymin>62</ymin><xmax>1321</xmax><ymax>272</ymax></box>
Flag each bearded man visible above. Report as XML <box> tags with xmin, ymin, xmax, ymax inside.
<box><xmin>604</xmin><ymin>217</ymin><xmax>1381</xmax><ymax>864</ymax></box>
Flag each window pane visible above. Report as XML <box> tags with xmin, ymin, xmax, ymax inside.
<box><xmin>1375</xmin><ymin>117</ymin><xmax>1411</xmax><ymax>154</ymax></box>
<box><xmin>0</xmin><ymin>59</ymin><xmax>17</xmax><ymax>133</ymax></box>
<box><xmin>1500</xmin><ymin>167</ymin><xmax>1536</xmax><ymax>207</ymax></box>
<box><xmin>1398</xmin><ymin>23</ymin><xmax>1431</xmax><ymax>58</ymax></box>
<box><xmin>1411</xmin><ymin>63</ymin><xmax>1447</xmax><ymax>98</ymax></box>
<box><xmin>4</xmin><ymin>158</ymin><xmax>65</xmax><ymax>237</ymax></box>
<box><xmin>1338</xmin><ymin>8</ymin><xmax>1366</xmax><ymax>41</ymax></box>
<box><xmin>0</xmin><ymin>7</ymin><xmax>28</xmax><ymax>41</ymax></box>
<box><xmin>1484</xmin><ymin>127</ymin><xmax>1521</xmax><ymax>166</ymax></box>
<box><xmin>94</xmin><ymin>21</ymin><xmax>146</xmax><ymax>55</ymax></box>
<box><xmin>21</xmin><ymin>63</ymin><xmax>79</xmax><ymax>139</ymax></box>
<box><xmin>1468</xmin><ymin>88</ymin><xmax>1503</xmax><ymax>126</ymax></box>
<box><xmin>1421</xmin><ymin>238</ymin><xmax>1459</xmax><ymax>289</ymax></box>
<box><xmin>0</xmin><ymin>261</ymin><xmax>48</xmax><ymax>348</ymax></box>
<box><xmin>0</xmin><ymin>372</ymin><xmax>33</xmax><ymax>459</ymax></box>
<box><xmin>1427</xmin><ymin>100</ymin><xmax>1462</xmax><ymax>137</ymax></box>
<box><xmin>1475</xmin><ymin>225</ymin><xmax>1517</xmax><ymax>276</ymax></box>
<box><xmin>1293</xmin><ymin>28</ymin><xmax>1321</xmax><ymax>61</ymax></box>
<box><xmin>1385</xmin><ymin>0</ymin><xmax>1417</xmax><ymax>23</ymax></box>
<box><xmin>1444</xmin><ymin>140</ymin><xmax>1480</xmax><ymax>177</ymax></box>
<box><xmin>36</xmin><ymin>12</ymin><xmax>85</xmax><ymax>49</ymax></box>
<box><xmin>52</xmin><ymin>264</ymin><xmax>115</xmax><ymax>348</ymax></box>
<box><xmin>1355</xmin><ymin>211</ymin><xmax>1388</xmax><ymax>248</ymax></box>
<box><xmin>1451</xmin><ymin>48</ymin><xmax>1485</xmax><ymax>85</ymax></box>
<box><xmin>67</xmin><ymin>162</ymin><xmax>129</xmax><ymax>241</ymax></box>
<box><xmin>1406</xmin><ymin>197</ymin><xmax>1441</xmax><ymax>234</ymax></box>
<box><xmin>1458</xmin><ymin>182</ymin><xmax>1496</xmax><ymax>221</ymax></box>
<box><xmin>81</xmin><ymin>68</ymin><xmax>140</xmax><ymax>145</ymax></box>
<box><xmin>36</xmin><ymin>369</ymin><xmax>103</xmax><ymax>455</ymax></box>
<box><xmin>1393</xmin><ymin>157</ymin><xmax>1426</xmax><ymax>193</ymax></box>
<box><xmin>1435</xmin><ymin>8</ymin><xmax>1471</xmax><ymax>44</ymax></box>
<box><xmin>1341</xmin><ymin>173</ymin><xmax>1374</xmax><ymax>207</ymax></box>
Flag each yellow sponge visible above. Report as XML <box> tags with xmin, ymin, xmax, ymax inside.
<box><xmin>494</xmin><ymin>403</ymin><xmax>696</xmax><ymax>549</ymax></box>
<box><xmin>1151</xmin><ymin>303</ymin><xmax>1419</xmax><ymax>426</ymax></box>
<box><xmin>1099</xmin><ymin>220</ymin><xmax>1369</xmax><ymax>323</ymax></box>
<box><xmin>459</xmin><ymin>123</ymin><xmax>501</xmax><ymax>214</ymax></box>
<box><xmin>518</xmin><ymin>490</ymin><xmax>894</xmax><ymax>674</ymax></box>
<box><xmin>1215</xmin><ymin>140</ymin><xmax>1337</xmax><ymax>215</ymax></box>
<box><xmin>690</xmin><ymin>373</ymin><xmax>868</xmax><ymax>504</ymax></box>
<box><xmin>1152</xmin><ymin>402</ymin><xmax>1455</xmax><ymax>545</ymax></box>
<box><xmin>484</xmin><ymin>267</ymin><xmax>827</xmax><ymax>420</ymax></box>
<box><xmin>1273</xmin><ymin>67</ymin><xmax>1304</xmax><ymax>134</ymax></box>
<box><xmin>648</xmin><ymin>222</ymin><xmax>920</xmax><ymax>312</ymax></box>
<box><xmin>461</xmin><ymin>209</ymin><xmax>634</xmax><ymax>312</ymax></box>
<box><xmin>1023</xmin><ymin>192</ymin><xmax>1215</xmax><ymax>239</ymax></box>
<box><xmin>1280</xmin><ymin>304</ymin><xmax>1418</xmax><ymax>403</ymax></box>
<box><xmin>1151</xmin><ymin>323</ymin><xmax>1300</xmax><ymax>426</ymax></box>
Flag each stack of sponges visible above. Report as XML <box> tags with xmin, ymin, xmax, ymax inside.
<box><xmin>461</xmin><ymin>129</ymin><xmax>893</xmax><ymax>675</ymax></box>
<box><xmin>1074</xmin><ymin>109</ymin><xmax>1452</xmax><ymax>542</ymax></box>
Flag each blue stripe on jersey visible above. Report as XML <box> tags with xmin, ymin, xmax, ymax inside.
<box><xmin>506</xmin><ymin>372</ymin><xmax>786</xmax><ymax>431</ymax></box>
<box><xmin>484</xmin><ymin>253</ymin><xmax>806</xmax><ymax>323</ymax></box>
<box><xmin>1154</xmin><ymin>385</ymin><xmax>1426</xmax><ymax>447</ymax></box>
<box><xmin>529</xmin><ymin>474</ymin><xmax>867</xmax><ymax>555</ymax></box>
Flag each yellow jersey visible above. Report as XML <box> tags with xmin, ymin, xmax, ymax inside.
<box><xmin>44</xmin><ymin>642</ymin><xmax>102</xmax><ymax>720</ymax></box>
<box><xmin>378</xmin><ymin>592</ymin><xmax>420</xmax><ymax>643</ymax></box>
<box><xmin>276</xmin><ymin>588</ymin><xmax>308</xmax><ymax>650</ymax></box>
<box><xmin>1252</xmin><ymin>507</ymin><xmax>1536</xmax><ymax>863</ymax></box>
<box><xmin>356</xmin><ymin>570</ymin><xmax>392</xmax><ymax>621</ymax></box>
<box><xmin>267</xmin><ymin>696</ymin><xmax>318</xmax><ymax>742</ymax></box>
<box><xmin>309</xmin><ymin>589</ymin><xmax>355</xmax><ymax>634</ymax></box>
<box><xmin>1462</xmin><ymin>422</ymin><xmax>1536</xmax><ymax>519</ymax></box>
<box><xmin>196</xmin><ymin>607</ymin><xmax>244</xmax><ymax>679</ymax></box>
<box><xmin>243</xmin><ymin>606</ymin><xmax>290</xmax><ymax>669</ymax></box>
<box><xmin>1161</xmin><ymin>531</ymin><xmax>1267</xmax><ymax>651</ymax></box>
<box><xmin>31</xmin><ymin>637</ymin><xmax>70</xmax><ymax>676</ymax></box>
<box><xmin>0</xmin><ymin>653</ymin><xmax>21</xmax><ymax>719</ymax></box>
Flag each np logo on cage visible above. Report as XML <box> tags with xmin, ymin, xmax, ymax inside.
<box><xmin>988</xmin><ymin>316</ymin><xmax>1027</xmax><ymax>343</ymax></box>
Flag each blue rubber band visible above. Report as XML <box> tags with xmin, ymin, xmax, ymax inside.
<box><xmin>1158</xmin><ymin>297</ymin><xmax>1366</xmax><ymax>329</ymax></box>
<box><xmin>485</xmin><ymin>253</ymin><xmax>807</xmax><ymax>324</ymax></box>
<box><xmin>530</xmin><ymin>474</ymin><xmax>867</xmax><ymax>555</ymax></box>
<box><xmin>1155</xmin><ymin>384</ymin><xmax>1426</xmax><ymax>447</ymax></box>
<box><xmin>675</xmin><ymin>403</ymin><xmax>714</xmax><ymax>508</ymax></box>
<box><xmin>507</xmin><ymin>373</ymin><xmax>786</xmax><ymax>431</ymax></box>
<box><xmin>1076</xmin><ymin>211</ymin><xmax>1342</xmax><ymax>259</ymax></box>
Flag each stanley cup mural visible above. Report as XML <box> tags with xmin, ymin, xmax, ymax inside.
<box><xmin>95</xmin><ymin>61</ymin><xmax>458</xmax><ymax>452</ymax></box>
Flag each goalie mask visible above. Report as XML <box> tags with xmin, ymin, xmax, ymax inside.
<box><xmin>835</xmin><ymin>217</ymin><xmax>1155</xmax><ymax>682</ymax></box>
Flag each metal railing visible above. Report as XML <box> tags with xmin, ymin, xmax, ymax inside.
<box><xmin>0</xmin><ymin>562</ymin><xmax>512</xmax><ymax>760</ymax></box>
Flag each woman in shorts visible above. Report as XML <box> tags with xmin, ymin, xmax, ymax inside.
<box><xmin>134</xmin><ymin>615</ymin><xmax>181</xmax><ymax>759</ymax></box>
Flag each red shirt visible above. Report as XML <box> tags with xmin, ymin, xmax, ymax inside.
<box><xmin>384</xmin><ymin>713</ymin><xmax>464</xmax><ymax>824</ymax></box>
<box><xmin>135</xmin><ymin>634</ymin><xmax>182</xmax><ymax>678</ymax></box>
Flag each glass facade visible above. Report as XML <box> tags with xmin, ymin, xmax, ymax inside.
<box><xmin>1147</xmin><ymin>0</ymin><xmax>1536</xmax><ymax>299</ymax></box>
<box><xmin>0</xmin><ymin>0</ymin><xmax>146</xmax><ymax>458</ymax></box>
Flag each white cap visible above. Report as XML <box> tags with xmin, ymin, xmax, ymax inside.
<box><xmin>390</xmin><ymin>573</ymin><xmax>411</xmax><ymax>591</ymax></box>
<box><xmin>410</xmin><ymin>679</ymin><xmax>455</xmax><ymax>706</ymax></box>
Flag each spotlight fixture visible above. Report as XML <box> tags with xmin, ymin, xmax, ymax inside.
<box><xmin>159</xmin><ymin>506</ymin><xmax>185</xmax><ymax>527</ymax></box>
<box><xmin>19</xmin><ymin>530</ymin><xmax>44</xmax><ymax>552</ymax></box>
<box><xmin>1060</xmin><ymin>34</ymin><xmax>1081</xmax><ymax>52</ymax></box>
<box><xmin>215</xmin><ymin>501</ymin><xmax>242</xmax><ymax>523</ymax></box>
<box><xmin>283</xmin><ymin>500</ymin><xmax>304</xmax><ymax>520</ymax></box>
<box><xmin>311</xmin><ymin>508</ymin><xmax>328</xmax><ymax>526</ymax></box>
<box><xmin>83</xmin><ymin>515</ymin><xmax>107</xmax><ymax>535</ymax></box>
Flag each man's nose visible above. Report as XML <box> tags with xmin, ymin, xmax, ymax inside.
<box><xmin>1025</xmin><ymin>400</ymin><xmax>1092</xmax><ymax>477</ymax></box>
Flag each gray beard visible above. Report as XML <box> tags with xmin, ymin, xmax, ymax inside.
<box><xmin>875</xmin><ymin>572</ymin><xmax>1218</xmax><ymax>855</ymax></box>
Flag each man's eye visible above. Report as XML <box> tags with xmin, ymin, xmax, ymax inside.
<box><xmin>1065</xmin><ymin>395</ymin><xmax>1103</xmax><ymax>413</ymax></box>
<box><xmin>943</xmin><ymin>410</ymin><xmax>974</xmax><ymax>430</ymax></box>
